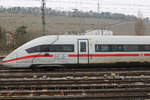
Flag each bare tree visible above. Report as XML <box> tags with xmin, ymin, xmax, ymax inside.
<box><xmin>0</xmin><ymin>25</ymin><xmax>6</xmax><ymax>39</ymax></box>
<box><xmin>134</xmin><ymin>10</ymin><xmax>145</xmax><ymax>35</ymax></box>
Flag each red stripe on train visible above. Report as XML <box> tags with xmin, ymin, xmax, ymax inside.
<box><xmin>68</xmin><ymin>54</ymin><xmax>140</xmax><ymax>57</ymax></box>
<box><xmin>1</xmin><ymin>53</ymin><xmax>149</xmax><ymax>63</ymax></box>
<box><xmin>1</xmin><ymin>54</ymin><xmax>53</xmax><ymax>63</ymax></box>
<box><xmin>92</xmin><ymin>54</ymin><xmax>140</xmax><ymax>57</ymax></box>
<box><xmin>144</xmin><ymin>54</ymin><xmax>150</xmax><ymax>56</ymax></box>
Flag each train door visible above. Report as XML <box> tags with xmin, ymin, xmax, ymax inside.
<box><xmin>78</xmin><ymin>39</ymin><xmax>89</xmax><ymax>64</ymax></box>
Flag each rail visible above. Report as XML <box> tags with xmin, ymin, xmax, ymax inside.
<box><xmin>1</xmin><ymin>66</ymin><xmax>150</xmax><ymax>99</ymax></box>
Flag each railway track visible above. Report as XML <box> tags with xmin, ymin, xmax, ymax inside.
<box><xmin>1</xmin><ymin>65</ymin><xmax>150</xmax><ymax>100</ymax></box>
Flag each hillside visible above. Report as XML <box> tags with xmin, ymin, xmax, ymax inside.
<box><xmin>0</xmin><ymin>13</ymin><xmax>150</xmax><ymax>37</ymax></box>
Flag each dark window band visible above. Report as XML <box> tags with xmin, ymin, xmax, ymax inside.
<box><xmin>95</xmin><ymin>44</ymin><xmax>150</xmax><ymax>52</ymax></box>
<box><xmin>26</xmin><ymin>44</ymin><xmax>74</xmax><ymax>53</ymax></box>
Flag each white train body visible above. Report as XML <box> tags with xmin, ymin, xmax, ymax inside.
<box><xmin>2</xmin><ymin>35</ymin><xmax>150</xmax><ymax>68</ymax></box>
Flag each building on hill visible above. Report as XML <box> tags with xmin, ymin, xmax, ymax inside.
<box><xmin>64</xmin><ymin>30</ymin><xmax>113</xmax><ymax>35</ymax></box>
<box><xmin>84</xmin><ymin>30</ymin><xmax>113</xmax><ymax>35</ymax></box>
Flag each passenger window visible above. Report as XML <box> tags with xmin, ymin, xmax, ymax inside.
<box><xmin>95</xmin><ymin>45</ymin><xmax>110</xmax><ymax>52</ymax></box>
<box><xmin>111</xmin><ymin>45</ymin><xmax>124</xmax><ymax>52</ymax></box>
<box><xmin>95</xmin><ymin>44</ymin><xmax>150</xmax><ymax>52</ymax></box>
<box><xmin>62</xmin><ymin>46</ymin><xmax>74</xmax><ymax>52</ymax></box>
<box><xmin>26</xmin><ymin>44</ymin><xmax>74</xmax><ymax>53</ymax></box>
<box><xmin>101</xmin><ymin>45</ymin><xmax>109</xmax><ymax>52</ymax></box>
<box><xmin>144</xmin><ymin>45</ymin><xmax>150</xmax><ymax>51</ymax></box>
<box><xmin>52</xmin><ymin>45</ymin><xmax>74</xmax><ymax>52</ymax></box>
<box><xmin>124</xmin><ymin>45</ymin><xmax>138</xmax><ymax>52</ymax></box>
<box><xmin>40</xmin><ymin>45</ymin><xmax>49</xmax><ymax>52</ymax></box>
<box><xmin>26</xmin><ymin>45</ymin><xmax>40</xmax><ymax>53</ymax></box>
<box><xmin>80</xmin><ymin>42</ymin><xmax>86</xmax><ymax>52</ymax></box>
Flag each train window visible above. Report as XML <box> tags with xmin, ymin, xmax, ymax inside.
<box><xmin>26</xmin><ymin>44</ymin><xmax>74</xmax><ymax>53</ymax></box>
<box><xmin>62</xmin><ymin>45</ymin><xmax>74</xmax><ymax>52</ymax></box>
<box><xmin>95</xmin><ymin>45</ymin><xmax>110</xmax><ymax>52</ymax></box>
<box><xmin>110</xmin><ymin>45</ymin><xmax>124</xmax><ymax>52</ymax></box>
<box><xmin>95</xmin><ymin>44</ymin><xmax>127</xmax><ymax>52</ymax></box>
<box><xmin>26</xmin><ymin>45</ymin><xmax>40</xmax><ymax>53</ymax></box>
<box><xmin>95</xmin><ymin>44</ymin><xmax>150</xmax><ymax>52</ymax></box>
<box><xmin>40</xmin><ymin>45</ymin><xmax>50</xmax><ymax>52</ymax></box>
<box><xmin>80</xmin><ymin>42</ymin><xmax>86</xmax><ymax>52</ymax></box>
<box><xmin>50</xmin><ymin>45</ymin><xmax>74</xmax><ymax>52</ymax></box>
<box><xmin>123</xmin><ymin>45</ymin><xmax>150</xmax><ymax>52</ymax></box>
<box><xmin>101</xmin><ymin>45</ymin><xmax>109</xmax><ymax>52</ymax></box>
<box><xmin>143</xmin><ymin>45</ymin><xmax>150</xmax><ymax>51</ymax></box>
<box><xmin>123</xmin><ymin>45</ymin><xmax>138</xmax><ymax>52</ymax></box>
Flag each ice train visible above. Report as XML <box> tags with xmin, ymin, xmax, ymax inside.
<box><xmin>2</xmin><ymin>35</ymin><xmax>150</xmax><ymax>68</ymax></box>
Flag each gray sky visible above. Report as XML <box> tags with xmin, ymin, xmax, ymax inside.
<box><xmin>0</xmin><ymin>0</ymin><xmax>150</xmax><ymax>17</ymax></box>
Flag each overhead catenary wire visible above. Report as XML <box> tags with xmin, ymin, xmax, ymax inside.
<box><xmin>1</xmin><ymin>0</ymin><xmax>150</xmax><ymax>15</ymax></box>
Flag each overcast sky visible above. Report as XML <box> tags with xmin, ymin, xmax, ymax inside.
<box><xmin>0</xmin><ymin>0</ymin><xmax>150</xmax><ymax>17</ymax></box>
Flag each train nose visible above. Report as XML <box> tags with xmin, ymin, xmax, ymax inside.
<box><xmin>2</xmin><ymin>62</ymin><xmax>12</xmax><ymax>67</ymax></box>
<box><xmin>0</xmin><ymin>58</ymin><xmax>6</xmax><ymax>67</ymax></box>
<box><xmin>1</xmin><ymin>57</ymin><xmax>16</xmax><ymax>68</ymax></box>
<box><xmin>0</xmin><ymin>61</ymin><xmax>4</xmax><ymax>67</ymax></box>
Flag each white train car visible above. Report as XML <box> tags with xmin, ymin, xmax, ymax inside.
<box><xmin>2</xmin><ymin>35</ymin><xmax>150</xmax><ymax>68</ymax></box>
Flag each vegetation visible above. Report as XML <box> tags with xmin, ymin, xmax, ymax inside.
<box><xmin>0</xmin><ymin>6</ymin><xmax>149</xmax><ymax>21</ymax></box>
<box><xmin>0</xmin><ymin>25</ymin><xmax>6</xmax><ymax>40</ymax></box>
<box><xmin>0</xmin><ymin>25</ymin><xmax>30</xmax><ymax>52</ymax></box>
<box><xmin>15</xmin><ymin>26</ymin><xmax>27</xmax><ymax>35</ymax></box>
<box><xmin>134</xmin><ymin>11</ymin><xmax>145</xmax><ymax>35</ymax></box>
<box><xmin>134</xmin><ymin>17</ymin><xmax>145</xmax><ymax>35</ymax></box>
<box><xmin>0</xmin><ymin>26</ymin><xmax>10</xmax><ymax>51</ymax></box>
<box><xmin>14</xmin><ymin>26</ymin><xmax>31</xmax><ymax>48</ymax></box>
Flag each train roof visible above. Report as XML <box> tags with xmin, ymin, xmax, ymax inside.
<box><xmin>40</xmin><ymin>35</ymin><xmax>150</xmax><ymax>39</ymax></box>
<box><xmin>18</xmin><ymin>35</ymin><xmax>150</xmax><ymax>49</ymax></box>
<box><xmin>37</xmin><ymin>35</ymin><xmax>150</xmax><ymax>41</ymax></box>
<box><xmin>34</xmin><ymin>35</ymin><xmax>150</xmax><ymax>42</ymax></box>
